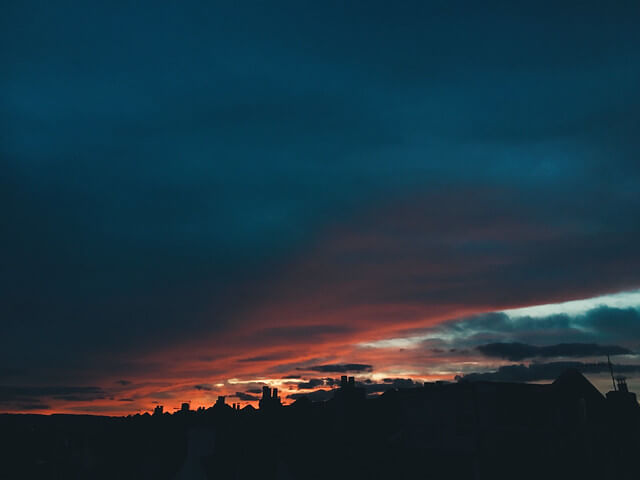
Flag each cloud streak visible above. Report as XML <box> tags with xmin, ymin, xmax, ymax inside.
<box><xmin>300</xmin><ymin>364</ymin><xmax>374</xmax><ymax>374</ymax></box>
<box><xmin>476</xmin><ymin>342</ymin><xmax>633</xmax><ymax>361</ymax></box>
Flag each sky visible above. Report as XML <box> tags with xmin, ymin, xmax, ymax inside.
<box><xmin>2</xmin><ymin>1</ymin><xmax>640</xmax><ymax>415</ymax></box>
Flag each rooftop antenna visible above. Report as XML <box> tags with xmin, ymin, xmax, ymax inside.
<box><xmin>607</xmin><ymin>353</ymin><xmax>617</xmax><ymax>392</ymax></box>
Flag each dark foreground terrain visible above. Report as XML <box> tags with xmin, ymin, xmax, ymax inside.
<box><xmin>2</xmin><ymin>370</ymin><xmax>638</xmax><ymax>480</ymax></box>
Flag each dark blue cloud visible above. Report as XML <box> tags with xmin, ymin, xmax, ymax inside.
<box><xmin>433</xmin><ymin>307</ymin><xmax>640</xmax><ymax>349</ymax></box>
<box><xmin>297</xmin><ymin>379</ymin><xmax>324</xmax><ymax>390</ymax></box>
<box><xmin>1</xmin><ymin>1</ymin><xmax>640</xmax><ymax>401</ymax></box>
<box><xmin>194</xmin><ymin>384</ymin><xmax>213</xmax><ymax>391</ymax></box>
<box><xmin>300</xmin><ymin>364</ymin><xmax>373</xmax><ymax>374</ymax></box>
<box><xmin>0</xmin><ymin>385</ymin><xmax>107</xmax><ymax>411</ymax></box>
<box><xmin>231</xmin><ymin>392</ymin><xmax>259</xmax><ymax>402</ymax></box>
<box><xmin>288</xmin><ymin>389</ymin><xmax>335</xmax><ymax>402</ymax></box>
<box><xmin>476</xmin><ymin>342</ymin><xmax>632</xmax><ymax>361</ymax></box>
<box><xmin>582</xmin><ymin>307</ymin><xmax>640</xmax><ymax>340</ymax></box>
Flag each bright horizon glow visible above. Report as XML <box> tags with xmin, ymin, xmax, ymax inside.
<box><xmin>501</xmin><ymin>289</ymin><xmax>640</xmax><ymax>319</ymax></box>
<box><xmin>359</xmin><ymin>289</ymin><xmax>640</xmax><ymax>349</ymax></box>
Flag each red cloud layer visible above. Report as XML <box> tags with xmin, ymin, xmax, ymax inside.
<box><xmin>17</xmin><ymin>189</ymin><xmax>640</xmax><ymax>415</ymax></box>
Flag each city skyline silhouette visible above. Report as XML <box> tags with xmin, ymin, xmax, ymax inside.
<box><xmin>2</xmin><ymin>367</ymin><xmax>639</xmax><ymax>478</ymax></box>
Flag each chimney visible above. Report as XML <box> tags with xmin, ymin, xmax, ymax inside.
<box><xmin>617</xmin><ymin>376</ymin><xmax>629</xmax><ymax>393</ymax></box>
<box><xmin>341</xmin><ymin>375</ymin><xmax>348</xmax><ymax>388</ymax></box>
<box><xmin>272</xmin><ymin>388</ymin><xmax>278</xmax><ymax>399</ymax></box>
<box><xmin>262</xmin><ymin>385</ymin><xmax>271</xmax><ymax>398</ymax></box>
<box><xmin>348</xmin><ymin>376</ymin><xmax>355</xmax><ymax>387</ymax></box>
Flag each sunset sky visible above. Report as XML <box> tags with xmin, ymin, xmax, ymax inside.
<box><xmin>2</xmin><ymin>1</ymin><xmax>640</xmax><ymax>415</ymax></box>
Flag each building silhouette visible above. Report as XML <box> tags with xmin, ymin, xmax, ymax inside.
<box><xmin>258</xmin><ymin>385</ymin><xmax>282</xmax><ymax>410</ymax></box>
<box><xmin>606</xmin><ymin>376</ymin><xmax>638</xmax><ymax>407</ymax></box>
<box><xmin>332</xmin><ymin>375</ymin><xmax>365</xmax><ymax>405</ymax></box>
<box><xmin>2</xmin><ymin>368</ymin><xmax>638</xmax><ymax>479</ymax></box>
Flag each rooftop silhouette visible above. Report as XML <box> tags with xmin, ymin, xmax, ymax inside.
<box><xmin>1</xmin><ymin>369</ymin><xmax>638</xmax><ymax>479</ymax></box>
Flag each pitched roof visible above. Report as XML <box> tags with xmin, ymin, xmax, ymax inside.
<box><xmin>552</xmin><ymin>368</ymin><xmax>605</xmax><ymax>404</ymax></box>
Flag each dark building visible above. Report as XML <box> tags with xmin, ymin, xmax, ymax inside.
<box><xmin>606</xmin><ymin>376</ymin><xmax>638</xmax><ymax>408</ymax></box>
<box><xmin>2</xmin><ymin>369</ymin><xmax>637</xmax><ymax>479</ymax></box>
<box><xmin>365</xmin><ymin>369</ymin><xmax>638</xmax><ymax>479</ymax></box>
<box><xmin>258</xmin><ymin>385</ymin><xmax>282</xmax><ymax>410</ymax></box>
<box><xmin>332</xmin><ymin>375</ymin><xmax>365</xmax><ymax>405</ymax></box>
